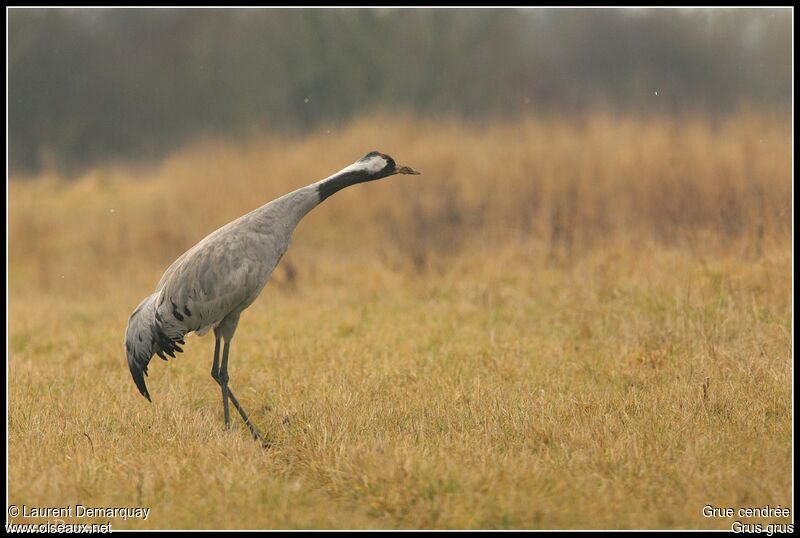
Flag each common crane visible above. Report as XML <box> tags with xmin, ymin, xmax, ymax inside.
<box><xmin>124</xmin><ymin>152</ymin><xmax>420</xmax><ymax>444</ymax></box>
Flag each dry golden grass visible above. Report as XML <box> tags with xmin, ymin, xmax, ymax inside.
<box><xmin>8</xmin><ymin>112</ymin><xmax>792</xmax><ymax>529</ymax></box>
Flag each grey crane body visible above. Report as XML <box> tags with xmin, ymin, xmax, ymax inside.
<box><xmin>124</xmin><ymin>152</ymin><xmax>419</xmax><ymax>442</ymax></box>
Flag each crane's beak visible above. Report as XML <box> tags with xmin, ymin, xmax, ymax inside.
<box><xmin>395</xmin><ymin>165</ymin><xmax>421</xmax><ymax>175</ymax></box>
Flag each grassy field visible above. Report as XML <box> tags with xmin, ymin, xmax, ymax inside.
<box><xmin>8</xmin><ymin>112</ymin><xmax>793</xmax><ymax>529</ymax></box>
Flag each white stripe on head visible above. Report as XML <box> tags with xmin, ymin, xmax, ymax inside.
<box><xmin>357</xmin><ymin>153</ymin><xmax>390</xmax><ymax>174</ymax></box>
<box><xmin>320</xmin><ymin>153</ymin><xmax>388</xmax><ymax>180</ymax></box>
<box><xmin>310</xmin><ymin>153</ymin><xmax>393</xmax><ymax>191</ymax></box>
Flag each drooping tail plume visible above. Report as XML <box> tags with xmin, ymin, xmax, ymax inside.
<box><xmin>124</xmin><ymin>294</ymin><xmax>159</xmax><ymax>401</ymax></box>
<box><xmin>125</xmin><ymin>291</ymin><xmax>188</xmax><ymax>401</ymax></box>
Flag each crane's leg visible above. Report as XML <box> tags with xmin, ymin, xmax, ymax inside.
<box><xmin>211</xmin><ymin>334</ymin><xmax>269</xmax><ymax>447</ymax></box>
<box><xmin>219</xmin><ymin>339</ymin><xmax>232</xmax><ymax>429</ymax></box>
<box><xmin>211</xmin><ymin>338</ymin><xmax>221</xmax><ymax>384</ymax></box>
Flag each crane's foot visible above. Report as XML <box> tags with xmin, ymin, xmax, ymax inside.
<box><xmin>220</xmin><ymin>383</ymin><xmax>271</xmax><ymax>449</ymax></box>
<box><xmin>233</xmin><ymin>394</ymin><xmax>271</xmax><ymax>448</ymax></box>
<box><xmin>211</xmin><ymin>354</ymin><xmax>270</xmax><ymax>448</ymax></box>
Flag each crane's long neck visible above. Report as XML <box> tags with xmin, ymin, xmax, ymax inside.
<box><xmin>249</xmin><ymin>163</ymin><xmax>385</xmax><ymax>233</ymax></box>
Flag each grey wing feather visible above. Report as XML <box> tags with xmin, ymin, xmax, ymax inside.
<box><xmin>155</xmin><ymin>228</ymin><xmax>277</xmax><ymax>341</ymax></box>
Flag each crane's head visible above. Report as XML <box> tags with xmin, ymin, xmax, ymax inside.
<box><xmin>356</xmin><ymin>151</ymin><xmax>421</xmax><ymax>179</ymax></box>
<box><xmin>318</xmin><ymin>151</ymin><xmax>421</xmax><ymax>201</ymax></box>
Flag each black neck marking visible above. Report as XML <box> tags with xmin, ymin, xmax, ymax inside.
<box><xmin>317</xmin><ymin>169</ymin><xmax>385</xmax><ymax>202</ymax></box>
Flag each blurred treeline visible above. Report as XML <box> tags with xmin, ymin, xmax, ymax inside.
<box><xmin>8</xmin><ymin>8</ymin><xmax>792</xmax><ymax>176</ymax></box>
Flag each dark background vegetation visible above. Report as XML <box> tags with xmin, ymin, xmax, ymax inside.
<box><xmin>8</xmin><ymin>7</ymin><xmax>792</xmax><ymax>175</ymax></box>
